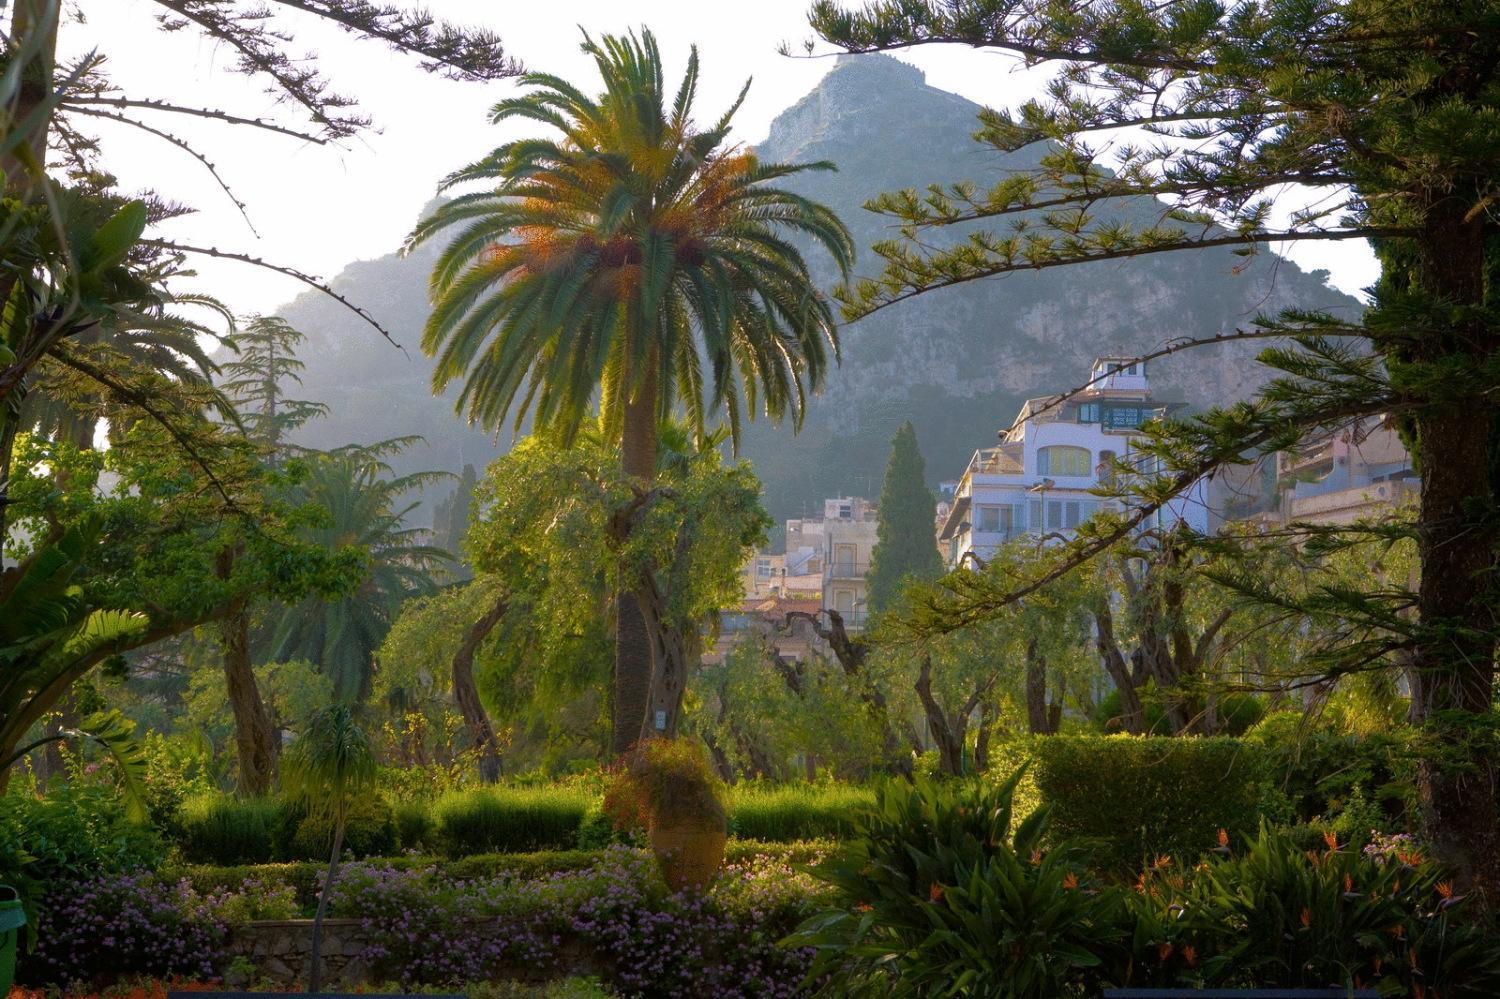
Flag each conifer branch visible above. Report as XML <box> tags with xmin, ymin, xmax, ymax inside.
<box><xmin>63</xmin><ymin>96</ymin><xmax>330</xmax><ymax>144</ymax></box>
<box><xmin>69</xmin><ymin>107</ymin><xmax>259</xmax><ymax>236</ymax></box>
<box><xmin>139</xmin><ymin>239</ymin><xmax>404</xmax><ymax>351</ymax></box>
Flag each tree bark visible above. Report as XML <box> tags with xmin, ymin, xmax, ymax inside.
<box><xmin>1093</xmin><ymin>600</ymin><xmax>1145</xmax><ymax>734</ymax></box>
<box><xmin>612</xmin><ymin>364</ymin><xmax>658</xmax><ymax>755</ymax></box>
<box><xmin>1024</xmin><ymin>637</ymin><xmax>1060</xmax><ymax>735</ymax></box>
<box><xmin>1405</xmin><ymin>199</ymin><xmax>1500</xmax><ymax>902</ymax></box>
<box><xmin>219</xmin><ymin>598</ymin><xmax>278</xmax><ymax>795</ymax></box>
<box><xmin>453</xmin><ymin>591</ymin><xmax>508</xmax><ymax>783</ymax></box>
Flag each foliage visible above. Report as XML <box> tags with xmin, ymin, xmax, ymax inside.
<box><xmin>688</xmin><ymin>636</ymin><xmax>895</xmax><ymax>782</ymax></box>
<box><xmin>866</xmin><ymin>421</ymin><xmax>943</xmax><ymax>615</ymax></box>
<box><xmin>726</xmin><ymin>783</ymin><xmax>871</xmax><ymax>842</ymax></box>
<box><xmin>808</xmin><ymin>0</ymin><xmax>1500</xmax><ymax>889</ymax></box>
<box><xmin>432</xmin><ymin>787</ymin><xmax>596</xmax><ymax>857</ymax></box>
<box><xmin>1126</xmin><ymin>825</ymin><xmax>1500</xmax><ymax>996</ymax></box>
<box><xmin>264</xmin><ymin>441</ymin><xmax>451</xmax><ymax>703</ymax></box>
<box><xmin>326</xmin><ymin>846</ymin><xmax>822</xmax><ymax>996</ymax></box>
<box><xmin>18</xmin><ymin>871</ymin><xmax>232</xmax><ymax>988</ymax></box>
<box><xmin>174</xmin><ymin>795</ymin><xmax>282</xmax><ymax>866</ymax></box>
<box><xmin>603</xmin><ymin>738</ymin><xmax>726</xmax><ymax>833</ymax></box>
<box><xmin>408</xmin><ymin>27</ymin><xmax>854</xmax><ymax>449</ymax></box>
<box><xmin>0</xmin><ymin>778</ymin><xmax>165</xmax><ymax>937</ymax></box>
<box><xmin>793</xmin><ymin>770</ymin><xmax>1124</xmax><ymax>998</ymax></box>
<box><xmin>458</xmin><ymin>427</ymin><xmax>769</xmax><ymax>751</ymax></box>
<box><xmin>217</xmin><ymin>316</ymin><xmax>328</xmax><ymax>452</ymax></box>
<box><xmin>1031</xmin><ymin>735</ymin><xmax>1282</xmax><ymax>872</ymax></box>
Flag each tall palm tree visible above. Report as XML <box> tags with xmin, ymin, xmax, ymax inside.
<box><xmin>409</xmin><ymin>28</ymin><xmax>853</xmax><ymax>753</ymax></box>
<box><xmin>279</xmin><ymin>704</ymin><xmax>376</xmax><ymax>993</ymax></box>
<box><xmin>265</xmin><ymin>439</ymin><xmax>450</xmax><ymax>703</ymax></box>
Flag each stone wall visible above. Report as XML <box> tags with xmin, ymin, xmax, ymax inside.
<box><xmin>227</xmin><ymin>919</ymin><xmax>371</xmax><ymax>986</ymax></box>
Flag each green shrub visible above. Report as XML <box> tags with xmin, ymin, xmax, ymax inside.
<box><xmin>1031</xmin><ymin>735</ymin><xmax>1280</xmax><ymax>871</ymax></box>
<box><xmin>1125</xmin><ymin>825</ymin><xmax>1500</xmax><ymax>995</ymax></box>
<box><xmin>432</xmin><ymin>786</ymin><xmax>592</xmax><ymax>856</ymax></box>
<box><xmin>792</xmin><ymin>770</ymin><xmax>1126</xmax><ymax>998</ymax></box>
<box><xmin>393</xmin><ymin>797</ymin><xmax>434</xmax><ymax>852</ymax></box>
<box><xmin>1247</xmin><ymin>711</ymin><xmax>1418</xmax><ymax>831</ymax></box>
<box><xmin>173</xmin><ymin>793</ymin><xmax>281</xmax><ymax>865</ymax></box>
<box><xmin>727</xmin><ymin>783</ymin><xmax>872</xmax><ymax>841</ymax></box>
<box><xmin>287</xmin><ymin>793</ymin><xmax>397</xmax><ymax>859</ymax></box>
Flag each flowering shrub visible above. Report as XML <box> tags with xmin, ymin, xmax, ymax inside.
<box><xmin>21</xmin><ymin>872</ymin><xmax>235</xmax><ymax>988</ymax></box>
<box><xmin>326</xmin><ymin>845</ymin><xmax>827</xmax><ymax>997</ymax></box>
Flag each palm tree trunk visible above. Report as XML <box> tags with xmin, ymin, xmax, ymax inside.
<box><xmin>612</xmin><ymin>364</ymin><xmax>658</xmax><ymax>755</ymax></box>
<box><xmin>307</xmin><ymin>816</ymin><xmax>345</xmax><ymax>992</ymax></box>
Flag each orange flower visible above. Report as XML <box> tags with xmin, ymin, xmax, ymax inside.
<box><xmin>1063</xmin><ymin>872</ymin><xmax>1079</xmax><ymax>889</ymax></box>
<box><xmin>1182</xmin><ymin>944</ymin><xmax>1198</xmax><ymax>967</ymax></box>
<box><xmin>1300</xmin><ymin>907</ymin><xmax>1311</xmax><ymax>928</ymax></box>
<box><xmin>1158</xmin><ymin>943</ymin><xmax>1174</xmax><ymax>962</ymax></box>
<box><xmin>1217</xmin><ymin>828</ymin><xmax>1230</xmax><ymax>848</ymax></box>
<box><xmin>929</xmin><ymin>883</ymin><xmax>945</xmax><ymax>903</ymax></box>
<box><xmin>855</xmin><ymin>903</ymin><xmax>873</xmax><ymax>913</ymax></box>
<box><xmin>1323</xmin><ymin>830</ymin><xmax>1339</xmax><ymax>851</ymax></box>
<box><xmin>1344</xmin><ymin>874</ymin><xmax>1354</xmax><ymax>893</ymax></box>
<box><xmin>1436</xmin><ymin>880</ymin><xmax>1454</xmax><ymax>899</ymax></box>
<box><xmin>1154</xmin><ymin>854</ymin><xmax>1172</xmax><ymax>869</ymax></box>
<box><xmin>1030</xmin><ymin>848</ymin><xmax>1043</xmax><ymax>864</ymax></box>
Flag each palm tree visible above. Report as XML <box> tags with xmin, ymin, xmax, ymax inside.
<box><xmin>409</xmin><ymin>28</ymin><xmax>853</xmax><ymax>753</ymax></box>
<box><xmin>279</xmin><ymin>705</ymin><xmax>376</xmax><ymax>993</ymax></box>
<box><xmin>265</xmin><ymin>439</ymin><xmax>451</xmax><ymax>703</ymax></box>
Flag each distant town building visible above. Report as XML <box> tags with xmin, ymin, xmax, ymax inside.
<box><xmin>1218</xmin><ymin>415</ymin><xmax>1416</xmax><ymax>527</ymax></box>
<box><xmin>937</xmin><ymin>357</ymin><xmax>1214</xmax><ymax>568</ymax></box>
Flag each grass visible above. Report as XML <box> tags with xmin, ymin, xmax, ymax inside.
<box><xmin>726</xmin><ymin>783</ymin><xmax>874</xmax><ymax>841</ymax></box>
<box><xmin>174</xmin><ymin>794</ymin><xmax>282</xmax><ymax>865</ymax></box>
<box><xmin>432</xmin><ymin>785</ymin><xmax>596</xmax><ymax>856</ymax></box>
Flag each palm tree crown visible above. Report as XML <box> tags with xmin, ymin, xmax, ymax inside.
<box><xmin>407</xmin><ymin>27</ymin><xmax>854</xmax><ymax>450</ymax></box>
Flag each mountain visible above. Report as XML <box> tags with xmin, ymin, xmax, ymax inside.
<box><xmin>269</xmin><ymin>55</ymin><xmax>1360</xmax><ymax>526</ymax></box>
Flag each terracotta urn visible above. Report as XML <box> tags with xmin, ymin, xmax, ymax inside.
<box><xmin>648</xmin><ymin>817</ymin><xmax>727</xmax><ymax>892</ymax></box>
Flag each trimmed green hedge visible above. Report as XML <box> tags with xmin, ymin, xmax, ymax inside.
<box><xmin>1030</xmin><ymin>734</ymin><xmax>1280</xmax><ymax>871</ymax></box>
<box><xmin>180</xmin><ymin>839</ymin><xmax>834</xmax><ymax>909</ymax></box>
<box><xmin>727</xmin><ymin>784</ymin><xmax>873</xmax><ymax>841</ymax></box>
<box><xmin>432</xmin><ymin>787</ymin><xmax>595</xmax><ymax>856</ymax></box>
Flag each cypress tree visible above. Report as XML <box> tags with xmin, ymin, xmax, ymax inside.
<box><xmin>867</xmin><ymin>421</ymin><xmax>944</xmax><ymax>615</ymax></box>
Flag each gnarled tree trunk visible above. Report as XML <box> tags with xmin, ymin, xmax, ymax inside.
<box><xmin>219</xmin><ymin>598</ymin><xmax>278</xmax><ymax>795</ymax></box>
<box><xmin>453</xmin><ymin>591</ymin><xmax>508</xmax><ymax>783</ymax></box>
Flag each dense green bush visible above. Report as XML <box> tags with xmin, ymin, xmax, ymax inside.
<box><xmin>1125</xmin><ymin>826</ymin><xmax>1500</xmax><ymax>996</ymax></box>
<box><xmin>175</xmin><ymin>794</ymin><xmax>282</xmax><ymax>865</ymax></box>
<box><xmin>181</xmin><ymin>839</ymin><xmax>834</xmax><ymax>909</ymax></box>
<box><xmin>285</xmin><ymin>793</ymin><xmax>397</xmax><ymax>859</ymax></box>
<box><xmin>432</xmin><ymin>786</ymin><xmax>594</xmax><ymax>855</ymax></box>
<box><xmin>393</xmin><ymin>796</ymin><xmax>435</xmax><ymax>851</ymax></box>
<box><xmin>794</xmin><ymin>771</ymin><xmax>1124</xmax><ymax>998</ymax></box>
<box><xmin>1247</xmin><ymin>711</ymin><xmax>1418</xmax><ymax>833</ymax></box>
<box><xmin>727</xmin><ymin>783</ymin><xmax>872</xmax><ymax>841</ymax></box>
<box><xmin>0</xmin><ymin>780</ymin><xmax>165</xmax><ymax>925</ymax></box>
<box><xmin>1091</xmin><ymin>691</ymin><xmax>1265</xmax><ymax>736</ymax></box>
<box><xmin>1031</xmin><ymin>735</ymin><xmax>1280</xmax><ymax>870</ymax></box>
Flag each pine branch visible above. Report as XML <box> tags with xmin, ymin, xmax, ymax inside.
<box><xmin>266</xmin><ymin>0</ymin><xmax>521</xmax><ymax>80</ymax></box>
<box><xmin>63</xmin><ymin>95</ymin><xmax>331</xmax><ymax>144</ymax></box>
<box><xmin>139</xmin><ymin>239</ymin><xmax>404</xmax><ymax>351</ymax></box>
<box><xmin>69</xmin><ymin>106</ymin><xmax>259</xmax><ymax>235</ymax></box>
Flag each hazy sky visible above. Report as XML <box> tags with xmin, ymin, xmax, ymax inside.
<box><xmin>70</xmin><ymin>1</ymin><xmax>1377</xmax><ymax>320</ymax></box>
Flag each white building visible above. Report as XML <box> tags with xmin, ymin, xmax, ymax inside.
<box><xmin>937</xmin><ymin>357</ymin><xmax>1214</xmax><ymax>568</ymax></box>
<box><xmin>784</xmin><ymin>496</ymin><xmax>879</xmax><ymax>630</ymax></box>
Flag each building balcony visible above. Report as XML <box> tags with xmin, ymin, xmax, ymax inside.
<box><xmin>1285</xmin><ymin>478</ymin><xmax>1418</xmax><ymax>526</ymax></box>
<box><xmin>824</xmin><ymin>561</ymin><xmax>870</xmax><ymax>582</ymax></box>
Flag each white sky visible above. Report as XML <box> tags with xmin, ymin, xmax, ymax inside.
<box><xmin>66</xmin><ymin>0</ymin><xmax>1378</xmax><ymax>319</ymax></box>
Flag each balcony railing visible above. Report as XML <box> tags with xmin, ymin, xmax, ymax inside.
<box><xmin>823</xmin><ymin>561</ymin><xmax>870</xmax><ymax>581</ymax></box>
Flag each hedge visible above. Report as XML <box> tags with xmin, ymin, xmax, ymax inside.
<box><xmin>727</xmin><ymin>784</ymin><xmax>873</xmax><ymax>841</ymax></box>
<box><xmin>180</xmin><ymin>839</ymin><xmax>834</xmax><ymax>909</ymax></box>
<box><xmin>1030</xmin><ymin>734</ymin><xmax>1280</xmax><ymax>871</ymax></box>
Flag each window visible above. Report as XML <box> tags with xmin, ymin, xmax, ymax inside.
<box><xmin>976</xmin><ymin>505</ymin><xmax>1018</xmax><ymax>536</ymax></box>
<box><xmin>1029</xmin><ymin>499</ymin><xmax>1043</xmax><ymax>531</ymax></box>
<box><xmin>1037</xmin><ymin>445</ymin><xmax>1091</xmax><ymax>477</ymax></box>
<box><xmin>1103</xmin><ymin>405</ymin><xmax>1145</xmax><ymax>429</ymax></box>
<box><xmin>976</xmin><ymin>505</ymin><xmax>1002</xmax><ymax>532</ymax></box>
<box><xmin>1078</xmin><ymin>402</ymin><xmax>1101</xmax><ymax>423</ymax></box>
